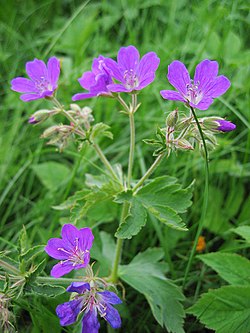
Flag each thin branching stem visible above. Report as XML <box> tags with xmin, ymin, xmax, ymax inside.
<box><xmin>182</xmin><ymin>106</ymin><xmax>209</xmax><ymax>289</ymax></box>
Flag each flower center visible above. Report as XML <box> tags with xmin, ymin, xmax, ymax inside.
<box><xmin>123</xmin><ymin>69</ymin><xmax>139</xmax><ymax>90</ymax></box>
<box><xmin>58</xmin><ymin>237</ymin><xmax>89</xmax><ymax>266</ymax></box>
<box><xmin>185</xmin><ymin>80</ymin><xmax>203</xmax><ymax>105</ymax></box>
<box><xmin>34</xmin><ymin>76</ymin><xmax>52</xmax><ymax>94</ymax></box>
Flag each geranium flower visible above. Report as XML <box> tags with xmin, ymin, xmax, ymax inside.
<box><xmin>72</xmin><ymin>56</ymin><xmax>113</xmax><ymax>101</ymax></box>
<box><xmin>160</xmin><ymin>59</ymin><xmax>231</xmax><ymax>110</ymax></box>
<box><xmin>45</xmin><ymin>224</ymin><xmax>94</xmax><ymax>278</ymax></box>
<box><xmin>56</xmin><ymin>282</ymin><xmax>122</xmax><ymax>333</ymax></box>
<box><xmin>104</xmin><ymin>45</ymin><xmax>160</xmax><ymax>92</ymax></box>
<box><xmin>11</xmin><ymin>57</ymin><xmax>60</xmax><ymax>102</ymax></box>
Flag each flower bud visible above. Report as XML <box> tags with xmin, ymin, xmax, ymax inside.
<box><xmin>174</xmin><ymin>139</ymin><xmax>194</xmax><ymax>150</ymax></box>
<box><xmin>202</xmin><ymin>117</ymin><xmax>236</xmax><ymax>132</ymax></box>
<box><xmin>28</xmin><ymin>109</ymin><xmax>53</xmax><ymax>124</ymax></box>
<box><xmin>215</xmin><ymin>119</ymin><xmax>236</xmax><ymax>132</ymax></box>
<box><xmin>70</xmin><ymin>104</ymin><xmax>81</xmax><ymax>113</ymax></box>
<box><xmin>41</xmin><ymin>125</ymin><xmax>60</xmax><ymax>138</ymax></box>
<box><xmin>166</xmin><ymin>109</ymin><xmax>178</xmax><ymax>127</ymax></box>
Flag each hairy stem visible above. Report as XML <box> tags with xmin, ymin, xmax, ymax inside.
<box><xmin>110</xmin><ymin>94</ymin><xmax>137</xmax><ymax>283</ymax></box>
<box><xmin>182</xmin><ymin>106</ymin><xmax>209</xmax><ymax>289</ymax></box>
<box><xmin>51</xmin><ymin>97</ymin><xmax>119</xmax><ymax>181</ymax></box>
<box><xmin>133</xmin><ymin>153</ymin><xmax>165</xmax><ymax>193</ymax></box>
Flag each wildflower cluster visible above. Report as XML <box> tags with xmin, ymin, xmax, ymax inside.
<box><xmin>45</xmin><ymin>224</ymin><xmax>122</xmax><ymax>332</ymax></box>
<box><xmin>8</xmin><ymin>45</ymin><xmax>237</xmax><ymax>332</ymax></box>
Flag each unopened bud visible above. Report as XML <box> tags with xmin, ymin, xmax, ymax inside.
<box><xmin>202</xmin><ymin>117</ymin><xmax>236</xmax><ymax>132</ymax></box>
<box><xmin>70</xmin><ymin>104</ymin><xmax>81</xmax><ymax>113</ymax></box>
<box><xmin>41</xmin><ymin>126</ymin><xmax>60</xmax><ymax>138</ymax></box>
<box><xmin>174</xmin><ymin>139</ymin><xmax>194</xmax><ymax>150</ymax></box>
<box><xmin>166</xmin><ymin>109</ymin><xmax>178</xmax><ymax>127</ymax></box>
<box><xmin>28</xmin><ymin>109</ymin><xmax>54</xmax><ymax>125</ymax></box>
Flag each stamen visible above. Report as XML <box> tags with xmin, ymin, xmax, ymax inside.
<box><xmin>124</xmin><ymin>69</ymin><xmax>138</xmax><ymax>89</ymax></box>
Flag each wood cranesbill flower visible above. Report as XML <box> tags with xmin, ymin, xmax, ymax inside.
<box><xmin>11</xmin><ymin>57</ymin><xmax>60</xmax><ymax>102</ymax></box>
<box><xmin>72</xmin><ymin>56</ymin><xmax>113</xmax><ymax>101</ymax></box>
<box><xmin>160</xmin><ymin>59</ymin><xmax>231</xmax><ymax>110</ymax></box>
<box><xmin>45</xmin><ymin>224</ymin><xmax>94</xmax><ymax>278</ymax></box>
<box><xmin>56</xmin><ymin>282</ymin><xmax>122</xmax><ymax>333</ymax></box>
<box><xmin>104</xmin><ymin>45</ymin><xmax>160</xmax><ymax>93</ymax></box>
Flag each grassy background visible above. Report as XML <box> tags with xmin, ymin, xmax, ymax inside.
<box><xmin>0</xmin><ymin>0</ymin><xmax>249</xmax><ymax>332</ymax></box>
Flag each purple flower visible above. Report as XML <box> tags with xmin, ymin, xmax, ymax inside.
<box><xmin>160</xmin><ymin>59</ymin><xmax>231</xmax><ymax>110</ymax></box>
<box><xmin>11</xmin><ymin>57</ymin><xmax>60</xmax><ymax>102</ymax></box>
<box><xmin>72</xmin><ymin>56</ymin><xmax>113</xmax><ymax>101</ymax></box>
<box><xmin>56</xmin><ymin>282</ymin><xmax>122</xmax><ymax>332</ymax></box>
<box><xmin>215</xmin><ymin>119</ymin><xmax>236</xmax><ymax>132</ymax></box>
<box><xmin>45</xmin><ymin>224</ymin><xmax>94</xmax><ymax>278</ymax></box>
<box><xmin>104</xmin><ymin>45</ymin><xmax>160</xmax><ymax>92</ymax></box>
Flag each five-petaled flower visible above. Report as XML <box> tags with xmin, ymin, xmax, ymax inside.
<box><xmin>104</xmin><ymin>45</ymin><xmax>160</xmax><ymax>93</ymax></box>
<box><xmin>72</xmin><ymin>56</ymin><xmax>113</xmax><ymax>101</ymax></box>
<box><xmin>11</xmin><ymin>57</ymin><xmax>60</xmax><ymax>102</ymax></box>
<box><xmin>160</xmin><ymin>59</ymin><xmax>231</xmax><ymax>110</ymax></box>
<box><xmin>45</xmin><ymin>224</ymin><xmax>94</xmax><ymax>278</ymax></box>
<box><xmin>56</xmin><ymin>282</ymin><xmax>122</xmax><ymax>333</ymax></box>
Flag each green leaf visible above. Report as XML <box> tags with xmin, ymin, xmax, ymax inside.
<box><xmin>198</xmin><ymin>252</ymin><xmax>250</xmax><ymax>285</ymax></box>
<box><xmin>20</xmin><ymin>245</ymin><xmax>45</xmax><ymax>263</ymax></box>
<box><xmin>136</xmin><ymin>176</ymin><xmax>192</xmax><ymax>231</ymax></box>
<box><xmin>18</xmin><ymin>225</ymin><xmax>28</xmax><ymax>256</ymax></box>
<box><xmin>91</xmin><ymin>231</ymin><xmax>116</xmax><ymax>276</ymax></box>
<box><xmin>27</xmin><ymin>283</ymin><xmax>65</xmax><ymax>297</ymax></box>
<box><xmin>119</xmin><ymin>249</ymin><xmax>185</xmax><ymax>333</ymax></box>
<box><xmin>188</xmin><ymin>286</ymin><xmax>250</xmax><ymax>333</ymax></box>
<box><xmin>115</xmin><ymin>197</ymin><xmax>147</xmax><ymax>239</ymax></box>
<box><xmin>89</xmin><ymin>122</ymin><xmax>113</xmax><ymax>142</ymax></box>
<box><xmin>31</xmin><ymin>162</ymin><xmax>71</xmax><ymax>191</ymax></box>
<box><xmin>232</xmin><ymin>226</ymin><xmax>250</xmax><ymax>243</ymax></box>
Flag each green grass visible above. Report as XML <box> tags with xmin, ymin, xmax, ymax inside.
<box><xmin>0</xmin><ymin>0</ymin><xmax>249</xmax><ymax>332</ymax></box>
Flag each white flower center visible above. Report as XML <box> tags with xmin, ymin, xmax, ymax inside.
<box><xmin>35</xmin><ymin>76</ymin><xmax>52</xmax><ymax>93</ymax></box>
<box><xmin>185</xmin><ymin>80</ymin><xmax>203</xmax><ymax>105</ymax></box>
<box><xmin>124</xmin><ymin>69</ymin><xmax>139</xmax><ymax>90</ymax></box>
<box><xmin>58</xmin><ymin>237</ymin><xmax>89</xmax><ymax>266</ymax></box>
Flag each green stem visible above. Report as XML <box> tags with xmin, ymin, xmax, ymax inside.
<box><xmin>182</xmin><ymin>106</ymin><xmax>209</xmax><ymax>289</ymax></box>
<box><xmin>133</xmin><ymin>153</ymin><xmax>165</xmax><ymax>193</ymax></box>
<box><xmin>110</xmin><ymin>202</ymin><xmax>129</xmax><ymax>283</ymax></box>
<box><xmin>92</xmin><ymin>143</ymin><xmax>119</xmax><ymax>181</ymax></box>
<box><xmin>127</xmin><ymin>111</ymin><xmax>135</xmax><ymax>188</ymax></box>
<box><xmin>110</xmin><ymin>94</ymin><xmax>138</xmax><ymax>283</ymax></box>
<box><xmin>51</xmin><ymin>97</ymin><xmax>119</xmax><ymax>181</ymax></box>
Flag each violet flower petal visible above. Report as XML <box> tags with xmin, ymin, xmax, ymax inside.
<box><xmin>136</xmin><ymin>73</ymin><xmax>156</xmax><ymax>90</ymax></box>
<box><xmin>191</xmin><ymin>96</ymin><xmax>214</xmax><ymax>110</ymax></box>
<box><xmin>138</xmin><ymin>52</ymin><xmax>160</xmax><ymax>79</ymax></box>
<box><xmin>160</xmin><ymin>89</ymin><xmax>186</xmax><ymax>102</ymax></box>
<box><xmin>44</xmin><ymin>238</ymin><xmax>70</xmax><ymax>259</ymax></box>
<box><xmin>103</xmin><ymin>304</ymin><xmax>121</xmax><ymax>329</ymax></box>
<box><xmin>26</xmin><ymin>58</ymin><xmax>48</xmax><ymax>81</ymax></box>
<box><xmin>20</xmin><ymin>93</ymin><xmax>43</xmax><ymax>102</ymax></box>
<box><xmin>66</xmin><ymin>282</ymin><xmax>90</xmax><ymax>294</ymax></box>
<box><xmin>104</xmin><ymin>58</ymin><xmax>124</xmax><ymax>82</ymax></box>
<box><xmin>51</xmin><ymin>261</ymin><xmax>74</xmax><ymax>278</ymax></box>
<box><xmin>56</xmin><ymin>299</ymin><xmax>82</xmax><ymax>326</ymax></box>
<box><xmin>11</xmin><ymin>77</ymin><xmax>36</xmax><ymax>93</ymax></box>
<box><xmin>82</xmin><ymin>310</ymin><xmax>100</xmax><ymax>333</ymax></box>
<box><xmin>47</xmin><ymin>57</ymin><xmax>60</xmax><ymax>88</ymax></box>
<box><xmin>117</xmin><ymin>45</ymin><xmax>140</xmax><ymax>71</ymax></box>
<box><xmin>72</xmin><ymin>92</ymin><xmax>97</xmax><ymax>101</ymax></box>
<box><xmin>78</xmin><ymin>71</ymin><xmax>96</xmax><ymax>90</ymax></box>
<box><xmin>194</xmin><ymin>59</ymin><xmax>218</xmax><ymax>92</ymax></box>
<box><xmin>79</xmin><ymin>228</ymin><xmax>94</xmax><ymax>250</ymax></box>
<box><xmin>97</xmin><ymin>291</ymin><xmax>122</xmax><ymax>305</ymax></box>
<box><xmin>167</xmin><ymin>60</ymin><xmax>191</xmax><ymax>95</ymax></box>
<box><xmin>61</xmin><ymin>224</ymin><xmax>80</xmax><ymax>247</ymax></box>
<box><xmin>208</xmin><ymin>75</ymin><xmax>231</xmax><ymax>98</ymax></box>
<box><xmin>107</xmin><ymin>83</ymin><xmax>130</xmax><ymax>93</ymax></box>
